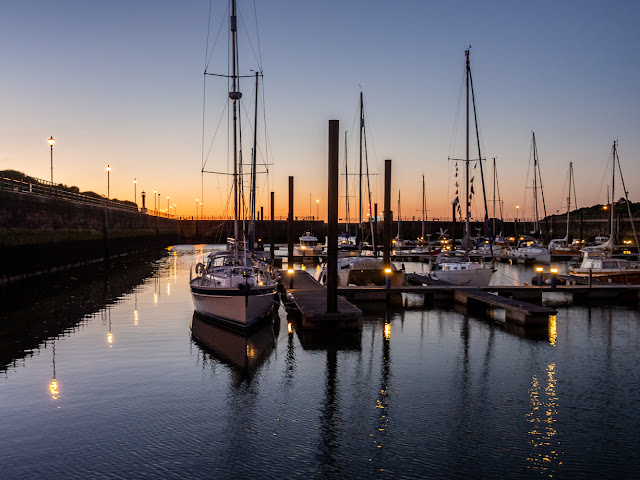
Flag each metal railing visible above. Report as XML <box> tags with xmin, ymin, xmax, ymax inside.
<box><xmin>1</xmin><ymin>175</ymin><xmax>139</xmax><ymax>212</ymax></box>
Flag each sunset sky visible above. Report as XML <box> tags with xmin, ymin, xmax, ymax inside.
<box><xmin>1</xmin><ymin>0</ymin><xmax>638</xmax><ymax>222</ymax></box>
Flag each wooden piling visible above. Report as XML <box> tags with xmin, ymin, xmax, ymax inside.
<box><xmin>288</xmin><ymin>176</ymin><xmax>294</xmax><ymax>267</ymax></box>
<box><xmin>270</xmin><ymin>191</ymin><xmax>275</xmax><ymax>265</ymax></box>
<box><xmin>383</xmin><ymin>159</ymin><xmax>391</xmax><ymax>267</ymax></box>
<box><xmin>327</xmin><ymin>120</ymin><xmax>339</xmax><ymax>313</ymax></box>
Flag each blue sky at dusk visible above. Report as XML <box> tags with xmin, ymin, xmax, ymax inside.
<box><xmin>1</xmin><ymin>0</ymin><xmax>638</xmax><ymax>221</ymax></box>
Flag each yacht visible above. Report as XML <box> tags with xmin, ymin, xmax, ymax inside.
<box><xmin>293</xmin><ymin>232</ymin><xmax>322</xmax><ymax>257</ymax></box>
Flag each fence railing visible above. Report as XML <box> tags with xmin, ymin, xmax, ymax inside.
<box><xmin>1</xmin><ymin>176</ymin><xmax>139</xmax><ymax>212</ymax></box>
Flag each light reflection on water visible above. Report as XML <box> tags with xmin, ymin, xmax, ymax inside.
<box><xmin>0</xmin><ymin>246</ymin><xmax>639</xmax><ymax>479</ymax></box>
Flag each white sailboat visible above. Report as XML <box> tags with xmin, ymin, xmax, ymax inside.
<box><xmin>190</xmin><ymin>0</ymin><xmax>277</xmax><ymax>329</ymax></box>
<box><xmin>505</xmin><ymin>132</ymin><xmax>551</xmax><ymax>263</ymax></box>
<box><xmin>429</xmin><ymin>49</ymin><xmax>493</xmax><ymax>286</ymax></box>
<box><xmin>569</xmin><ymin>141</ymin><xmax>640</xmax><ymax>284</ymax></box>
<box><xmin>548</xmin><ymin>162</ymin><xmax>582</xmax><ymax>257</ymax></box>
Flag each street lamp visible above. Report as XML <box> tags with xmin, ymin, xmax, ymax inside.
<box><xmin>153</xmin><ymin>189</ymin><xmax>157</xmax><ymax>212</ymax></box>
<box><xmin>174</xmin><ymin>204</ymin><xmax>177</xmax><ymax>218</ymax></box>
<box><xmin>195</xmin><ymin>198</ymin><xmax>199</xmax><ymax>220</ymax></box>
<box><xmin>515</xmin><ymin>205</ymin><xmax>520</xmax><ymax>236</ymax></box>
<box><xmin>133</xmin><ymin>178</ymin><xmax>137</xmax><ymax>204</ymax></box>
<box><xmin>167</xmin><ymin>195</ymin><xmax>170</xmax><ymax>213</ymax></box>
<box><xmin>106</xmin><ymin>165</ymin><xmax>111</xmax><ymax>199</ymax></box>
<box><xmin>47</xmin><ymin>136</ymin><xmax>55</xmax><ymax>183</ymax></box>
<box><xmin>316</xmin><ymin>199</ymin><xmax>320</xmax><ymax>221</ymax></box>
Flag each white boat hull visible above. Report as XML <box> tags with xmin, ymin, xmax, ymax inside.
<box><xmin>430</xmin><ymin>266</ymin><xmax>494</xmax><ymax>286</ymax></box>
<box><xmin>191</xmin><ymin>281</ymin><xmax>276</xmax><ymax>329</ymax></box>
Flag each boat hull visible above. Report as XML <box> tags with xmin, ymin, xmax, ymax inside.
<box><xmin>190</xmin><ymin>282</ymin><xmax>276</xmax><ymax>329</ymax></box>
<box><xmin>430</xmin><ymin>267</ymin><xmax>493</xmax><ymax>287</ymax></box>
<box><xmin>567</xmin><ymin>270</ymin><xmax>640</xmax><ymax>285</ymax></box>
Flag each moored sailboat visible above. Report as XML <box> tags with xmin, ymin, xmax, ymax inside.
<box><xmin>428</xmin><ymin>48</ymin><xmax>494</xmax><ymax>286</ymax></box>
<box><xmin>190</xmin><ymin>0</ymin><xmax>277</xmax><ymax>329</ymax></box>
<box><xmin>569</xmin><ymin>141</ymin><xmax>640</xmax><ymax>284</ymax></box>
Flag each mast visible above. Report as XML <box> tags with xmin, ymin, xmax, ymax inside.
<box><xmin>610</xmin><ymin>141</ymin><xmax>616</xmax><ymax>242</ymax></box>
<box><xmin>229</xmin><ymin>0</ymin><xmax>242</xmax><ymax>264</ymax></box>
<box><xmin>345</xmin><ymin>130</ymin><xmax>350</xmax><ymax>237</ymax></box>
<box><xmin>565</xmin><ymin>162</ymin><xmax>572</xmax><ymax>243</ymax></box>
<box><xmin>358</xmin><ymin>91</ymin><xmax>364</xmax><ymax>248</ymax></box>
<box><xmin>465</xmin><ymin>49</ymin><xmax>470</xmax><ymax>257</ymax></box>
<box><xmin>421</xmin><ymin>174</ymin><xmax>426</xmax><ymax>241</ymax></box>
<box><xmin>532</xmin><ymin>132</ymin><xmax>539</xmax><ymax>235</ymax></box>
<box><xmin>397</xmin><ymin>190</ymin><xmax>401</xmax><ymax>240</ymax></box>
<box><xmin>250</xmin><ymin>71</ymin><xmax>259</xmax><ymax>253</ymax></box>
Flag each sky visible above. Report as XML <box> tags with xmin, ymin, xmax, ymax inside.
<box><xmin>1</xmin><ymin>0</ymin><xmax>639</xmax><ymax>223</ymax></box>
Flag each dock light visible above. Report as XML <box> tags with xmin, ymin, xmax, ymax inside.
<box><xmin>287</xmin><ymin>268</ymin><xmax>294</xmax><ymax>289</ymax></box>
<box><xmin>287</xmin><ymin>322</ymin><xmax>293</xmax><ymax>334</ymax></box>
<box><xmin>133</xmin><ymin>178</ymin><xmax>137</xmax><ymax>203</ymax></box>
<box><xmin>536</xmin><ymin>266</ymin><xmax>544</xmax><ymax>286</ymax></box>
<box><xmin>385</xmin><ymin>267</ymin><xmax>392</xmax><ymax>289</ymax></box>
<box><xmin>550</xmin><ymin>267</ymin><xmax>558</xmax><ymax>289</ymax></box>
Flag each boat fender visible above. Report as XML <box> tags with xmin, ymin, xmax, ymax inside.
<box><xmin>195</xmin><ymin>263</ymin><xmax>204</xmax><ymax>274</ymax></box>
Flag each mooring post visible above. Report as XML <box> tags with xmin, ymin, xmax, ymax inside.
<box><xmin>383</xmin><ymin>159</ymin><xmax>392</xmax><ymax>269</ymax></box>
<box><xmin>327</xmin><ymin>119</ymin><xmax>339</xmax><ymax>314</ymax></box>
<box><xmin>374</xmin><ymin>203</ymin><xmax>378</xmax><ymax>256</ymax></box>
<box><xmin>288</xmin><ymin>176</ymin><xmax>294</xmax><ymax>268</ymax></box>
<box><xmin>270</xmin><ymin>191</ymin><xmax>275</xmax><ymax>265</ymax></box>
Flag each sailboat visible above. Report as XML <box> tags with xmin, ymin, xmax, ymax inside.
<box><xmin>392</xmin><ymin>191</ymin><xmax>409</xmax><ymax>248</ymax></box>
<box><xmin>190</xmin><ymin>0</ymin><xmax>277</xmax><ymax>329</ymax></box>
<box><xmin>317</xmin><ymin>91</ymin><xmax>403</xmax><ymax>287</ymax></box>
<box><xmin>549</xmin><ymin>162</ymin><xmax>582</xmax><ymax>257</ymax></box>
<box><xmin>569</xmin><ymin>141</ymin><xmax>640</xmax><ymax>284</ymax></box>
<box><xmin>429</xmin><ymin>49</ymin><xmax>493</xmax><ymax>286</ymax></box>
<box><xmin>505</xmin><ymin>132</ymin><xmax>550</xmax><ymax>264</ymax></box>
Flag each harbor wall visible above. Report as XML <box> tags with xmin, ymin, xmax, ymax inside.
<box><xmin>0</xmin><ymin>190</ymin><xmax>179</xmax><ymax>281</ymax></box>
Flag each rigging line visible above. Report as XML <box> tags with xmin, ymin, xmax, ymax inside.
<box><xmin>469</xmin><ymin>66</ymin><xmax>491</xmax><ymax>244</ymax></box>
<box><xmin>536</xmin><ymin>141</ymin><xmax>548</xmax><ymax>218</ymax></box>
<box><xmin>204</xmin><ymin>0</ymin><xmax>212</xmax><ymax>69</ymax></box>
<box><xmin>205</xmin><ymin>2</ymin><xmax>229</xmax><ymax>71</ymax></box>
<box><xmin>615</xmin><ymin>146</ymin><xmax>640</xmax><ymax>249</ymax></box>
<box><xmin>252</xmin><ymin>0</ymin><xmax>263</xmax><ymax>70</ymax></box>
<box><xmin>448</xmin><ymin>62</ymin><xmax>466</xmax><ymax>158</ymax></box>
<box><xmin>237</xmin><ymin>4</ymin><xmax>262</xmax><ymax>72</ymax></box>
<box><xmin>260</xmin><ymin>76</ymin><xmax>273</xmax><ymax>192</ymax></box>
<box><xmin>202</xmin><ymin>99</ymin><xmax>230</xmax><ymax>171</ymax></box>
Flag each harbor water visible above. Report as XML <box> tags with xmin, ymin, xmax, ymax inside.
<box><xmin>1</xmin><ymin>246</ymin><xmax>639</xmax><ymax>479</ymax></box>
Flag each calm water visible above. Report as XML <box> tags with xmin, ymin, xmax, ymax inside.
<box><xmin>1</xmin><ymin>246</ymin><xmax>639</xmax><ymax>479</ymax></box>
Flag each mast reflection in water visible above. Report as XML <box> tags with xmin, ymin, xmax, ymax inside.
<box><xmin>0</xmin><ymin>246</ymin><xmax>639</xmax><ymax>479</ymax></box>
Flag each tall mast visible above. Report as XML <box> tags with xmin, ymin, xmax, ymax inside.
<box><xmin>465</xmin><ymin>49</ymin><xmax>470</xmax><ymax>257</ymax></box>
<box><xmin>565</xmin><ymin>162</ymin><xmax>572</xmax><ymax>242</ymax></box>
<box><xmin>610</xmin><ymin>141</ymin><xmax>616</xmax><ymax>241</ymax></box>
<box><xmin>345</xmin><ymin>130</ymin><xmax>350</xmax><ymax>236</ymax></box>
<box><xmin>229</xmin><ymin>0</ymin><xmax>242</xmax><ymax>264</ymax></box>
<box><xmin>359</xmin><ymin>91</ymin><xmax>364</xmax><ymax>247</ymax></box>
<box><xmin>421</xmin><ymin>174</ymin><xmax>426</xmax><ymax>241</ymax></box>
<box><xmin>532</xmin><ymin>132</ymin><xmax>539</xmax><ymax>235</ymax></box>
<box><xmin>250</xmin><ymin>71</ymin><xmax>259</xmax><ymax>253</ymax></box>
<box><xmin>492</xmin><ymin>158</ymin><xmax>497</xmax><ymax>237</ymax></box>
<box><xmin>397</xmin><ymin>190</ymin><xmax>401</xmax><ymax>239</ymax></box>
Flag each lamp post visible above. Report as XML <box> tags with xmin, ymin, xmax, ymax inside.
<box><xmin>47</xmin><ymin>136</ymin><xmax>55</xmax><ymax>183</ymax></box>
<box><xmin>515</xmin><ymin>205</ymin><xmax>520</xmax><ymax>236</ymax></box>
<box><xmin>174</xmin><ymin>204</ymin><xmax>177</xmax><ymax>218</ymax></box>
<box><xmin>106</xmin><ymin>165</ymin><xmax>111</xmax><ymax>199</ymax></box>
<box><xmin>153</xmin><ymin>189</ymin><xmax>157</xmax><ymax>212</ymax></box>
<box><xmin>316</xmin><ymin>199</ymin><xmax>320</xmax><ymax>221</ymax></box>
<box><xmin>167</xmin><ymin>195</ymin><xmax>170</xmax><ymax>215</ymax></box>
<box><xmin>133</xmin><ymin>178</ymin><xmax>137</xmax><ymax>204</ymax></box>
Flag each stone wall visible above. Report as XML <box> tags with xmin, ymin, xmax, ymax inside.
<box><xmin>0</xmin><ymin>190</ymin><xmax>179</xmax><ymax>280</ymax></box>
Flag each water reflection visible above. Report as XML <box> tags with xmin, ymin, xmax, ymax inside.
<box><xmin>0</xmin><ymin>250</ymin><xmax>163</xmax><ymax>371</ymax></box>
<box><xmin>49</xmin><ymin>340</ymin><xmax>59</xmax><ymax>401</ymax></box>
<box><xmin>190</xmin><ymin>313</ymin><xmax>279</xmax><ymax>384</ymax></box>
<box><xmin>527</xmin><ymin>362</ymin><xmax>561</xmax><ymax>475</ymax></box>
